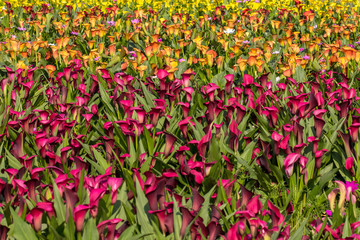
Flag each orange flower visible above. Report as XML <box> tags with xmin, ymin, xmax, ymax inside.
<box><xmin>62</xmin><ymin>37</ymin><xmax>70</xmax><ymax>48</ymax></box>
<box><xmin>150</xmin><ymin>42</ymin><xmax>160</xmax><ymax>54</ymax></box>
<box><xmin>271</xmin><ymin>20</ymin><xmax>281</xmax><ymax>29</ymax></box>
<box><xmin>88</xmin><ymin>40</ymin><xmax>96</xmax><ymax>49</ymax></box>
<box><xmin>98</xmin><ymin>43</ymin><xmax>104</xmax><ymax>54</ymax></box>
<box><xmin>89</xmin><ymin>17</ymin><xmax>97</xmax><ymax>28</ymax></box>
<box><xmin>9</xmin><ymin>39</ymin><xmax>20</xmax><ymax>52</ymax></box>
<box><xmin>255</xmin><ymin>59</ymin><xmax>264</xmax><ymax>73</ymax></box>
<box><xmin>264</xmin><ymin>52</ymin><xmax>272</xmax><ymax>63</ymax></box>
<box><xmin>60</xmin><ymin>50</ymin><xmax>70</xmax><ymax>65</ymax></box>
<box><xmin>283</xmin><ymin>68</ymin><xmax>292</xmax><ymax>77</ymax></box>
<box><xmin>237</xmin><ymin>58</ymin><xmax>247</xmax><ymax>72</ymax></box>
<box><xmin>137</xmin><ymin>65</ymin><xmax>147</xmax><ymax>78</ymax></box>
<box><xmin>216</xmin><ymin>56</ymin><xmax>224</xmax><ymax>70</ymax></box>
<box><xmin>248</xmin><ymin>56</ymin><xmax>257</xmax><ymax>66</ymax></box>
<box><xmin>50</xmin><ymin>46</ymin><xmax>59</xmax><ymax>59</ymax></box>
<box><xmin>206</xmin><ymin>49</ymin><xmax>217</xmax><ymax>67</ymax></box>
<box><xmin>342</xmin><ymin>47</ymin><xmax>356</xmax><ymax>61</ymax></box>
<box><xmin>108</xmin><ymin>44</ymin><xmax>116</xmax><ymax>56</ymax></box>
<box><xmin>338</xmin><ymin>56</ymin><xmax>348</xmax><ymax>69</ymax></box>
<box><xmin>45</xmin><ymin>65</ymin><xmax>56</xmax><ymax>78</ymax></box>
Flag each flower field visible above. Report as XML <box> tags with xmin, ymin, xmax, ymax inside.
<box><xmin>2</xmin><ymin>0</ymin><xmax>360</xmax><ymax>239</ymax></box>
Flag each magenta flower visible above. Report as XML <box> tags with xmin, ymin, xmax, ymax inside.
<box><xmin>345</xmin><ymin>157</ymin><xmax>355</xmax><ymax>174</ymax></box>
<box><xmin>131</xmin><ymin>18</ymin><xmax>140</xmax><ymax>24</ymax></box>
<box><xmin>345</xmin><ymin>181</ymin><xmax>358</xmax><ymax>193</ymax></box>
<box><xmin>326</xmin><ymin>210</ymin><xmax>332</xmax><ymax>216</ymax></box>
<box><xmin>74</xmin><ymin>205</ymin><xmax>91</xmax><ymax>232</ymax></box>
<box><xmin>303</xmin><ymin>55</ymin><xmax>310</xmax><ymax>60</ymax></box>
<box><xmin>107</xmin><ymin>20</ymin><xmax>115</xmax><ymax>26</ymax></box>
<box><xmin>179</xmin><ymin>58</ymin><xmax>186</xmax><ymax>62</ymax></box>
<box><xmin>25</xmin><ymin>208</ymin><xmax>43</xmax><ymax>232</ymax></box>
<box><xmin>71</xmin><ymin>31</ymin><xmax>78</xmax><ymax>35</ymax></box>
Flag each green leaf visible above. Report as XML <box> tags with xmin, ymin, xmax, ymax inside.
<box><xmin>98</xmin><ymin>77</ymin><xmax>116</xmax><ymax>117</ymax></box>
<box><xmin>107</xmin><ymin>55</ymin><xmax>121</xmax><ymax>68</ymax></box>
<box><xmin>309</xmin><ymin>168</ymin><xmax>338</xmax><ymax>200</ymax></box>
<box><xmin>239</xmin><ymin>140</ymin><xmax>256</xmax><ymax>162</ymax></box>
<box><xmin>324</xmin><ymin>117</ymin><xmax>346</xmax><ymax>150</ymax></box>
<box><xmin>64</xmin><ymin>208</ymin><xmax>76</xmax><ymax>240</ymax></box>
<box><xmin>312</xmin><ymin>59</ymin><xmax>322</xmax><ymax>72</ymax></box>
<box><xmin>118</xmin><ymin>225</ymin><xmax>137</xmax><ymax>239</ymax></box>
<box><xmin>91</xmin><ymin>147</ymin><xmax>110</xmax><ymax>173</ymax></box>
<box><xmin>5</xmin><ymin>149</ymin><xmax>22</xmax><ymax>169</ymax></box>
<box><xmin>139</xmin><ymin>81</ymin><xmax>156</xmax><ymax>109</ymax></box>
<box><xmin>342</xmin><ymin>215</ymin><xmax>351</xmax><ymax>238</ymax></box>
<box><xmin>211</xmin><ymin>72</ymin><xmax>226</xmax><ymax>89</ymax></box>
<box><xmin>78</xmin><ymin>142</ymin><xmax>105</xmax><ymax>174</ymax></box>
<box><xmin>289</xmin><ymin>218</ymin><xmax>307</xmax><ymax>240</ymax></box>
<box><xmin>173</xmin><ymin>197</ymin><xmax>182</xmax><ymax>240</ymax></box>
<box><xmin>82</xmin><ymin>218</ymin><xmax>99</xmax><ymax>240</ymax></box>
<box><xmin>135</xmin><ymin>178</ymin><xmax>153</xmax><ymax>235</ymax></box>
<box><xmin>294</xmin><ymin>65</ymin><xmax>307</xmax><ymax>83</ymax></box>
<box><xmin>52</xmin><ymin>179</ymin><xmax>66</xmax><ymax>223</ymax></box>
<box><xmin>198</xmin><ymin>186</ymin><xmax>216</xmax><ymax>226</ymax></box>
<box><xmin>9</xmin><ymin>208</ymin><xmax>37</xmax><ymax>240</ymax></box>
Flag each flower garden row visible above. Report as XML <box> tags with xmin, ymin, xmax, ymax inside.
<box><xmin>1</xmin><ymin>0</ymin><xmax>360</xmax><ymax>239</ymax></box>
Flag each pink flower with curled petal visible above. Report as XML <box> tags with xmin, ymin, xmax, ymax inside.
<box><xmin>74</xmin><ymin>205</ymin><xmax>91</xmax><ymax>232</ymax></box>
<box><xmin>284</xmin><ymin>153</ymin><xmax>301</xmax><ymax>177</ymax></box>
<box><xmin>107</xmin><ymin>177</ymin><xmax>123</xmax><ymax>204</ymax></box>
<box><xmin>25</xmin><ymin>207</ymin><xmax>43</xmax><ymax>232</ymax></box>
<box><xmin>345</xmin><ymin>157</ymin><xmax>355</xmax><ymax>175</ymax></box>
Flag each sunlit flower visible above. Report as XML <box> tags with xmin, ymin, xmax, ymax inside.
<box><xmin>224</xmin><ymin>28</ymin><xmax>235</xmax><ymax>34</ymax></box>
<box><xmin>272</xmin><ymin>50</ymin><xmax>280</xmax><ymax>54</ymax></box>
<box><xmin>179</xmin><ymin>58</ymin><xmax>186</xmax><ymax>62</ymax></box>
<box><xmin>242</xmin><ymin>40</ymin><xmax>250</xmax><ymax>44</ymax></box>
<box><xmin>276</xmin><ymin>76</ymin><xmax>281</xmax><ymax>82</ymax></box>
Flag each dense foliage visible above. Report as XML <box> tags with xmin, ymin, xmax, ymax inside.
<box><xmin>1</xmin><ymin>0</ymin><xmax>360</xmax><ymax>239</ymax></box>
